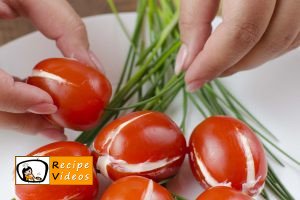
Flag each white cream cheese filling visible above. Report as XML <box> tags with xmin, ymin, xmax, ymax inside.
<box><xmin>95</xmin><ymin>112</ymin><xmax>181</xmax><ymax>178</ymax></box>
<box><xmin>142</xmin><ymin>179</ymin><xmax>154</xmax><ymax>200</ymax></box>
<box><xmin>193</xmin><ymin>145</ymin><xmax>231</xmax><ymax>187</ymax></box>
<box><xmin>31</xmin><ymin>70</ymin><xmax>68</xmax><ymax>84</ymax></box>
<box><xmin>239</xmin><ymin>132</ymin><xmax>262</xmax><ymax>195</ymax></box>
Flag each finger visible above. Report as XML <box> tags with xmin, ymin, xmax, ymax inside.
<box><xmin>287</xmin><ymin>32</ymin><xmax>300</xmax><ymax>51</ymax></box>
<box><xmin>0</xmin><ymin>111</ymin><xmax>66</xmax><ymax>140</ymax></box>
<box><xmin>0</xmin><ymin>0</ymin><xmax>18</xmax><ymax>19</ymax></box>
<box><xmin>222</xmin><ymin>0</ymin><xmax>300</xmax><ymax>76</ymax></box>
<box><xmin>12</xmin><ymin>76</ymin><xmax>23</xmax><ymax>82</ymax></box>
<box><xmin>185</xmin><ymin>0</ymin><xmax>276</xmax><ymax>92</ymax></box>
<box><xmin>175</xmin><ymin>0</ymin><xmax>220</xmax><ymax>74</ymax></box>
<box><xmin>0</xmin><ymin>69</ymin><xmax>57</xmax><ymax>114</ymax></box>
<box><xmin>8</xmin><ymin>0</ymin><xmax>102</xmax><ymax>70</ymax></box>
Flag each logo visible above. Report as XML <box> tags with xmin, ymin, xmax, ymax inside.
<box><xmin>15</xmin><ymin>156</ymin><xmax>93</xmax><ymax>185</ymax></box>
<box><xmin>15</xmin><ymin>157</ymin><xmax>49</xmax><ymax>184</ymax></box>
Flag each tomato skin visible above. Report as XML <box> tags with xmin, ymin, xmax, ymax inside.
<box><xmin>101</xmin><ymin>176</ymin><xmax>173</xmax><ymax>200</ymax></box>
<box><xmin>27</xmin><ymin>58</ymin><xmax>112</xmax><ymax>130</ymax></box>
<box><xmin>15</xmin><ymin>141</ymin><xmax>99</xmax><ymax>200</ymax></box>
<box><xmin>196</xmin><ymin>186</ymin><xmax>252</xmax><ymax>200</ymax></box>
<box><xmin>28</xmin><ymin>141</ymin><xmax>92</xmax><ymax>156</ymax></box>
<box><xmin>93</xmin><ymin>111</ymin><xmax>187</xmax><ymax>182</ymax></box>
<box><xmin>189</xmin><ymin>116</ymin><xmax>267</xmax><ymax>196</ymax></box>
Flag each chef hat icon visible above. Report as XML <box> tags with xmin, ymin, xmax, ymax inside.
<box><xmin>22</xmin><ymin>162</ymin><xmax>29</xmax><ymax>168</ymax></box>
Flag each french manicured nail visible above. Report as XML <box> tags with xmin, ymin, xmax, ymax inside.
<box><xmin>27</xmin><ymin>103</ymin><xmax>57</xmax><ymax>114</ymax></box>
<box><xmin>89</xmin><ymin>50</ymin><xmax>105</xmax><ymax>73</ymax></box>
<box><xmin>38</xmin><ymin>128</ymin><xmax>66</xmax><ymax>141</ymax></box>
<box><xmin>175</xmin><ymin>44</ymin><xmax>188</xmax><ymax>75</ymax></box>
<box><xmin>186</xmin><ymin>80</ymin><xmax>206</xmax><ymax>93</ymax></box>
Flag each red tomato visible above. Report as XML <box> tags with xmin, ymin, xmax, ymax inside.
<box><xmin>101</xmin><ymin>176</ymin><xmax>173</xmax><ymax>200</ymax></box>
<box><xmin>189</xmin><ymin>116</ymin><xmax>267</xmax><ymax>196</ymax></box>
<box><xmin>15</xmin><ymin>141</ymin><xmax>99</xmax><ymax>200</ymax></box>
<box><xmin>196</xmin><ymin>186</ymin><xmax>252</xmax><ymax>200</ymax></box>
<box><xmin>27</xmin><ymin>58</ymin><xmax>112</xmax><ymax>130</ymax></box>
<box><xmin>93</xmin><ymin>111</ymin><xmax>186</xmax><ymax>182</ymax></box>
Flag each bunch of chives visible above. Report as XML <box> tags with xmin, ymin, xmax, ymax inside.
<box><xmin>76</xmin><ymin>1</ymin><xmax>298</xmax><ymax>199</ymax></box>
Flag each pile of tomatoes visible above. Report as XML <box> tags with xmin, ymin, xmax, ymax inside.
<box><xmin>16</xmin><ymin>58</ymin><xmax>268</xmax><ymax>200</ymax></box>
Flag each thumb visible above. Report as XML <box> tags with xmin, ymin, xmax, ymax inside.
<box><xmin>0</xmin><ymin>69</ymin><xmax>57</xmax><ymax>114</ymax></box>
<box><xmin>175</xmin><ymin>0</ymin><xmax>220</xmax><ymax>74</ymax></box>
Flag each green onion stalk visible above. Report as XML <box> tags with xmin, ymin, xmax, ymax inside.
<box><xmin>76</xmin><ymin>0</ymin><xmax>298</xmax><ymax>199</ymax></box>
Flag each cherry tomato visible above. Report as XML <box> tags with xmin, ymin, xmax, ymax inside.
<box><xmin>27</xmin><ymin>58</ymin><xmax>112</xmax><ymax>130</ymax></box>
<box><xmin>189</xmin><ymin>116</ymin><xmax>267</xmax><ymax>196</ymax></box>
<box><xmin>196</xmin><ymin>186</ymin><xmax>252</xmax><ymax>200</ymax></box>
<box><xmin>15</xmin><ymin>141</ymin><xmax>99</xmax><ymax>200</ymax></box>
<box><xmin>101</xmin><ymin>176</ymin><xmax>173</xmax><ymax>200</ymax></box>
<box><xmin>93</xmin><ymin>111</ymin><xmax>186</xmax><ymax>182</ymax></box>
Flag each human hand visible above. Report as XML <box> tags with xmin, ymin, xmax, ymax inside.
<box><xmin>0</xmin><ymin>0</ymin><xmax>102</xmax><ymax>139</ymax></box>
<box><xmin>176</xmin><ymin>0</ymin><xmax>300</xmax><ymax>92</ymax></box>
<box><xmin>0</xmin><ymin>69</ymin><xmax>65</xmax><ymax>140</ymax></box>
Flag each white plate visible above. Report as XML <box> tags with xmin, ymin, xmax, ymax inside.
<box><xmin>0</xmin><ymin>13</ymin><xmax>299</xmax><ymax>200</ymax></box>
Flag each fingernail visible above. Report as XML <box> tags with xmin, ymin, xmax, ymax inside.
<box><xmin>186</xmin><ymin>80</ymin><xmax>206</xmax><ymax>93</ymax></box>
<box><xmin>27</xmin><ymin>103</ymin><xmax>57</xmax><ymax>114</ymax></box>
<box><xmin>175</xmin><ymin>44</ymin><xmax>188</xmax><ymax>75</ymax></box>
<box><xmin>38</xmin><ymin>128</ymin><xmax>67</xmax><ymax>141</ymax></box>
<box><xmin>89</xmin><ymin>50</ymin><xmax>105</xmax><ymax>73</ymax></box>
